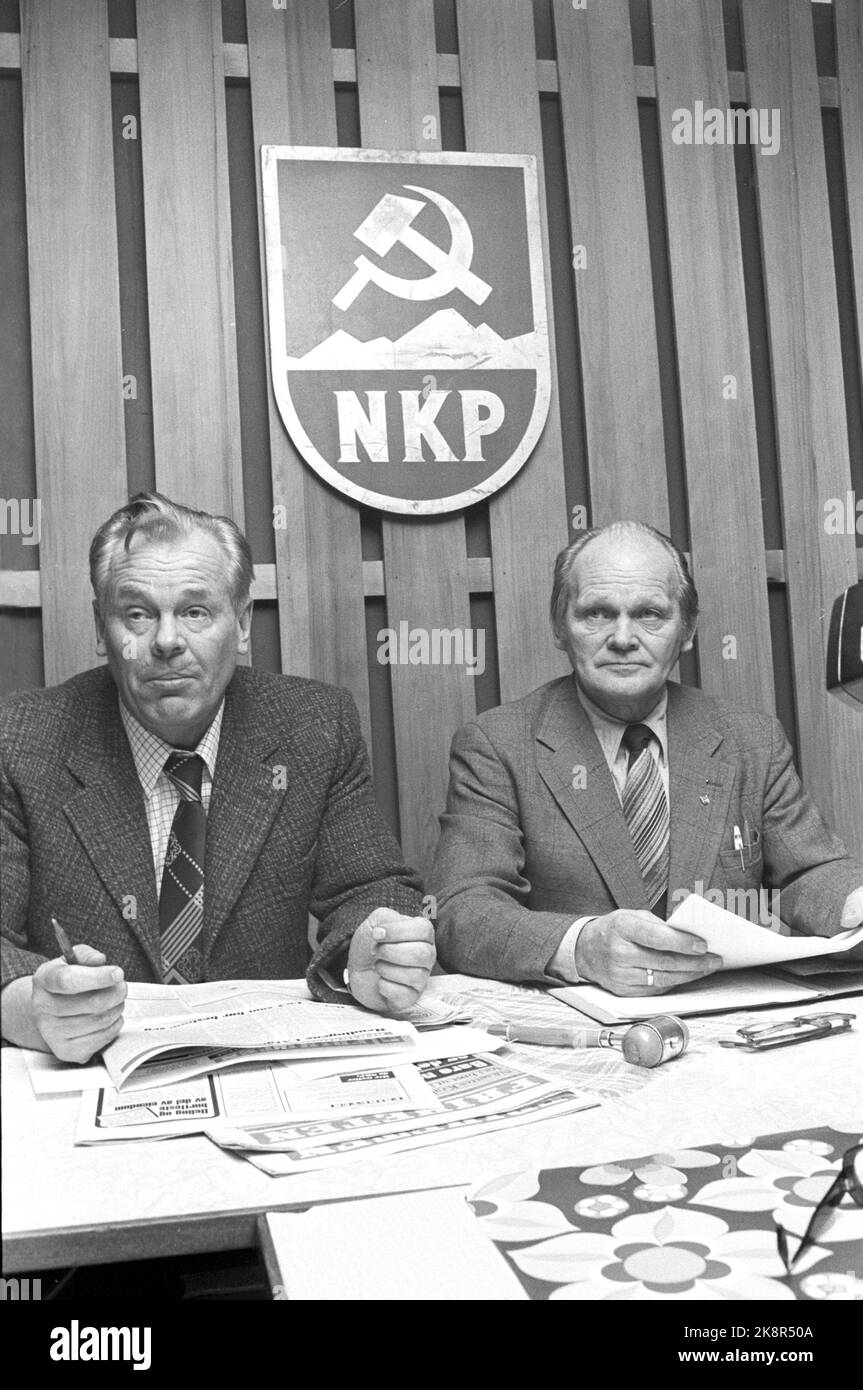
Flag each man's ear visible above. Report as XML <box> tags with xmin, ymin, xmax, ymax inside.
<box><xmin>680</xmin><ymin>620</ymin><xmax>697</xmax><ymax>655</ymax></box>
<box><xmin>93</xmin><ymin>599</ymin><xmax>107</xmax><ymax>657</ymax></box>
<box><xmin>237</xmin><ymin>599</ymin><xmax>254</xmax><ymax>655</ymax></box>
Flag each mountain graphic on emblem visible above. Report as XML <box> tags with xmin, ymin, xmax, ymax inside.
<box><xmin>287</xmin><ymin>309</ymin><xmax>537</xmax><ymax>372</ymax></box>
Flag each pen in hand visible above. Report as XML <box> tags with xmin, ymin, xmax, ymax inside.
<box><xmin>42</xmin><ymin>917</ymin><xmax>125</xmax><ymax>1064</ymax></box>
<box><xmin>51</xmin><ymin>916</ymin><xmax>81</xmax><ymax>966</ymax></box>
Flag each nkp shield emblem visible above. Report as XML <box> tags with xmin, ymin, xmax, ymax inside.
<box><xmin>262</xmin><ymin>147</ymin><xmax>551</xmax><ymax>515</ymax></box>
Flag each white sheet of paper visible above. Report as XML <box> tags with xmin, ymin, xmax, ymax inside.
<box><xmin>262</xmin><ymin>1189</ymin><xmax>527</xmax><ymax>1300</ymax></box>
<box><xmin>24</xmin><ymin>1050</ymin><xmax>111</xmax><ymax>1095</ymax></box>
<box><xmin>667</xmin><ymin>893</ymin><xmax>863</xmax><ymax>968</ymax></box>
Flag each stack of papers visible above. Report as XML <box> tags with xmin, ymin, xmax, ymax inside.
<box><xmin>20</xmin><ymin>979</ymin><xmax>596</xmax><ymax>1161</ymax></box>
<box><xmin>209</xmin><ymin>1051</ymin><xmax>597</xmax><ymax>1176</ymax></box>
<box><xmin>71</xmin><ymin>1026</ymin><xmax>503</xmax><ymax>1144</ymax></box>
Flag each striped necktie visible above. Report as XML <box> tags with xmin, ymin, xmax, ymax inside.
<box><xmin>159</xmin><ymin>751</ymin><xmax>206</xmax><ymax>984</ymax></box>
<box><xmin>621</xmin><ymin>723</ymin><xmax>669</xmax><ymax>917</ymax></box>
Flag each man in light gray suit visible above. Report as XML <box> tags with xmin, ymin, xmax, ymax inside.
<box><xmin>431</xmin><ymin>522</ymin><xmax>863</xmax><ymax>996</ymax></box>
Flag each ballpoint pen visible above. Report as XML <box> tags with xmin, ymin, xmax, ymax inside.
<box><xmin>51</xmin><ymin>916</ymin><xmax>79</xmax><ymax>966</ymax></box>
<box><xmin>733</xmin><ymin>824</ymin><xmax>745</xmax><ymax>871</ymax></box>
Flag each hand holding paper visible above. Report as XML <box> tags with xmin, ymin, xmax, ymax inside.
<box><xmin>667</xmin><ymin>893</ymin><xmax>863</xmax><ymax>969</ymax></box>
<box><xmin>553</xmin><ymin>897</ymin><xmax>863</xmax><ymax>1025</ymax></box>
<box><xmin>573</xmin><ymin>909</ymin><xmax>723</xmax><ymax>997</ymax></box>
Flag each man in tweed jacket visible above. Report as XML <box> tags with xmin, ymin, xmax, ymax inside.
<box><xmin>431</xmin><ymin>523</ymin><xmax>863</xmax><ymax>995</ymax></box>
<box><xmin>1</xmin><ymin>493</ymin><xmax>433</xmax><ymax>1061</ymax></box>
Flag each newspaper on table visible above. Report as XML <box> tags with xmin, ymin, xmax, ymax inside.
<box><xmin>423</xmin><ymin>975</ymin><xmax>653</xmax><ymax>1101</ymax></box>
<box><xmin>74</xmin><ymin>1058</ymin><xmax>441</xmax><ymax>1143</ymax></box>
<box><xmin>206</xmin><ymin>1051</ymin><xmax>598</xmax><ymax>1174</ymax></box>
<box><xmin>102</xmin><ymin>981</ymin><xmax>419</xmax><ymax>1091</ymax></box>
<box><xmin>23</xmin><ymin>991</ymin><xmax>468</xmax><ymax>1096</ymax></box>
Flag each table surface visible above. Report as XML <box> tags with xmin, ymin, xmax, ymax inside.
<box><xmin>3</xmin><ymin>982</ymin><xmax>861</xmax><ymax>1273</ymax></box>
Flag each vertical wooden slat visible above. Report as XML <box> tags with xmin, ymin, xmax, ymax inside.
<box><xmin>455</xmin><ymin>0</ymin><xmax>570</xmax><ymax>703</ymax></box>
<box><xmin>353</xmin><ymin>0</ymin><xmax>476</xmax><ymax>875</ymax></box>
<box><xmin>741</xmin><ymin>0</ymin><xmax>862</xmax><ymax>853</ymax></box>
<box><xmin>834</xmin><ymin>0</ymin><xmax>863</xmax><ymax>379</ymax></box>
<box><xmin>21</xmin><ymin>0</ymin><xmax>127</xmax><ymax>685</ymax></box>
<box><xmin>552</xmin><ymin>0</ymin><xmax>669</xmax><ymax>530</ymax></box>
<box><xmin>651</xmin><ymin>0</ymin><xmax>773</xmax><ymax>712</ymax></box>
<box><xmin>245</xmin><ymin>0</ymin><xmax>371</xmax><ymax>746</ymax></box>
<box><xmin>136</xmin><ymin>0</ymin><xmax>243</xmax><ymax>523</ymax></box>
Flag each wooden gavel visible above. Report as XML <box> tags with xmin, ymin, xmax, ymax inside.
<box><xmin>487</xmin><ymin>1014</ymin><xmax>689</xmax><ymax>1068</ymax></box>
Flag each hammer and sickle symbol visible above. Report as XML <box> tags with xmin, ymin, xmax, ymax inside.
<box><xmin>332</xmin><ymin>184</ymin><xmax>492</xmax><ymax>310</ymax></box>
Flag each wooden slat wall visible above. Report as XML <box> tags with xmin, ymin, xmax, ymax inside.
<box><xmin>136</xmin><ymin>0</ymin><xmax>244</xmax><ymax>524</ymax></box>
<box><xmin>456</xmin><ymin>0</ymin><xmax>571</xmax><ymax>703</ymax></box>
<box><xmin>245</xmin><ymin>0</ymin><xmax>371</xmax><ymax>747</ymax></box>
<box><xmin>20</xmin><ymin>0</ymin><xmax>127</xmax><ymax>684</ymax></box>
<box><xmin>651</xmin><ymin>0</ymin><xmax>773</xmax><ymax>712</ymax></box>
<box><xmin>552</xmin><ymin>0</ymin><xmax>669</xmax><ymax>531</ymax></box>
<box><xmin>353</xmin><ymin>0</ymin><xmax>476</xmax><ymax>874</ymax></box>
<box><xmin>835</xmin><ymin>0</ymin><xmax>863</xmax><ymax>388</ymax></box>
<box><xmin>741</xmin><ymin>0</ymin><xmax>861</xmax><ymax>851</ymax></box>
<box><xmin>3</xmin><ymin>0</ymin><xmax>861</xmax><ymax>862</ymax></box>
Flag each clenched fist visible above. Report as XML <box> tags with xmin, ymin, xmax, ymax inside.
<box><xmin>347</xmin><ymin>907</ymin><xmax>436</xmax><ymax>1014</ymax></box>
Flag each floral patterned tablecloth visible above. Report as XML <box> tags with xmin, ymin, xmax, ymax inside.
<box><xmin>468</xmin><ymin>1122</ymin><xmax>863</xmax><ymax>1300</ymax></box>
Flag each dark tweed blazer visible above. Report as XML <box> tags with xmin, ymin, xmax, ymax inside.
<box><xmin>431</xmin><ymin>676</ymin><xmax>863</xmax><ymax>984</ymax></box>
<box><xmin>1</xmin><ymin>666</ymin><xmax>422</xmax><ymax>997</ymax></box>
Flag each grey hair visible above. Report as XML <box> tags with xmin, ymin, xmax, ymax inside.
<box><xmin>89</xmin><ymin>491</ymin><xmax>254</xmax><ymax>615</ymax></box>
<box><xmin>550</xmin><ymin>521</ymin><xmax>699</xmax><ymax>638</ymax></box>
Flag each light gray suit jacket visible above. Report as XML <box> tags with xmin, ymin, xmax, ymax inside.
<box><xmin>430</xmin><ymin>677</ymin><xmax>863</xmax><ymax>984</ymax></box>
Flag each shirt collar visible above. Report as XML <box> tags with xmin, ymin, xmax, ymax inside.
<box><xmin>575</xmin><ymin>679</ymin><xmax>668</xmax><ymax>766</ymax></box>
<box><xmin>119</xmin><ymin>697</ymin><xmax>224</xmax><ymax>797</ymax></box>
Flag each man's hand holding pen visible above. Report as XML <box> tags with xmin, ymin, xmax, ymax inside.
<box><xmin>31</xmin><ymin>948</ymin><xmax>127</xmax><ymax>1064</ymax></box>
<box><xmin>26</xmin><ymin>919</ymin><xmax>128</xmax><ymax>1064</ymax></box>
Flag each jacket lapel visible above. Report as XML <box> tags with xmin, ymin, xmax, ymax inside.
<box><xmin>64</xmin><ymin>679</ymin><xmax>162</xmax><ymax>976</ymax></box>
<box><xmin>665</xmin><ymin>683</ymin><xmax>734</xmax><ymax>905</ymax></box>
<box><xmin>536</xmin><ymin>678</ymin><xmax>651</xmax><ymax>910</ymax></box>
<box><xmin>203</xmin><ymin>675</ymin><xmax>303</xmax><ymax>960</ymax></box>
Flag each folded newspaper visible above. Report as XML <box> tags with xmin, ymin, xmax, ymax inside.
<box><xmin>206</xmin><ymin>1051</ymin><xmax>598</xmax><ymax>1175</ymax></box>
<box><xmin>75</xmin><ymin>1060</ymin><xmax>444</xmax><ymax>1143</ymax></box>
<box><xmin>102</xmin><ymin>981</ymin><xmax>424</xmax><ymax>1091</ymax></box>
